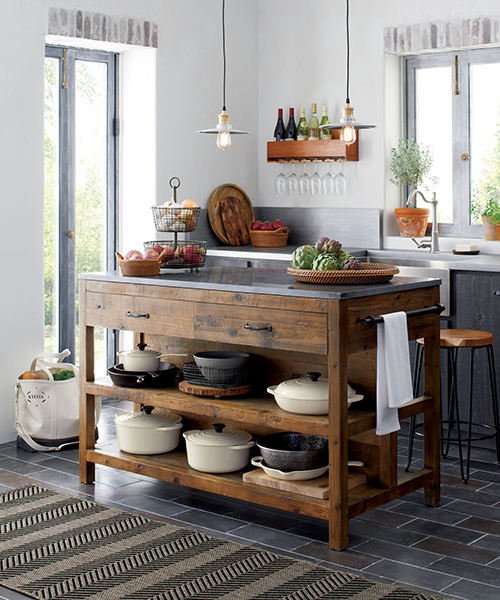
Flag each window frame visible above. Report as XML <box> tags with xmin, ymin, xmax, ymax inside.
<box><xmin>405</xmin><ymin>48</ymin><xmax>500</xmax><ymax>237</ymax></box>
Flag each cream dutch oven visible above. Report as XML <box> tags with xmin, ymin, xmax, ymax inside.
<box><xmin>183</xmin><ymin>423</ymin><xmax>255</xmax><ymax>473</ymax></box>
<box><xmin>114</xmin><ymin>406</ymin><xmax>182</xmax><ymax>454</ymax></box>
<box><xmin>267</xmin><ymin>372</ymin><xmax>363</xmax><ymax>415</ymax></box>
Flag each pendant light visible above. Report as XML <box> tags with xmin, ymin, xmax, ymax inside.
<box><xmin>320</xmin><ymin>0</ymin><xmax>375</xmax><ymax>145</ymax></box>
<box><xmin>198</xmin><ymin>0</ymin><xmax>249</xmax><ymax>150</ymax></box>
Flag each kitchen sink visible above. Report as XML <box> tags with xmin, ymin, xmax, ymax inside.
<box><xmin>353</xmin><ymin>254</ymin><xmax>450</xmax><ymax>316</ymax></box>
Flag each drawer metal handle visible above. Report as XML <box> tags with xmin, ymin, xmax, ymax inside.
<box><xmin>126</xmin><ymin>311</ymin><xmax>150</xmax><ymax>319</ymax></box>
<box><xmin>244</xmin><ymin>323</ymin><xmax>272</xmax><ymax>332</ymax></box>
<box><xmin>494</xmin><ymin>289</ymin><xmax>500</xmax><ymax>296</ymax></box>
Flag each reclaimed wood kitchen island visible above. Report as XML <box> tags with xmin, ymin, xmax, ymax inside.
<box><xmin>79</xmin><ymin>267</ymin><xmax>441</xmax><ymax>550</ymax></box>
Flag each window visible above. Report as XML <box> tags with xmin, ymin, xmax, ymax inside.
<box><xmin>406</xmin><ymin>49</ymin><xmax>500</xmax><ymax>236</ymax></box>
<box><xmin>44</xmin><ymin>46</ymin><xmax>118</xmax><ymax>372</ymax></box>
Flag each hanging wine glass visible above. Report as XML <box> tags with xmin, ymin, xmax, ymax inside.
<box><xmin>322</xmin><ymin>162</ymin><xmax>335</xmax><ymax>195</ymax></box>
<box><xmin>287</xmin><ymin>162</ymin><xmax>299</xmax><ymax>195</ymax></box>
<box><xmin>299</xmin><ymin>163</ymin><xmax>311</xmax><ymax>195</ymax></box>
<box><xmin>334</xmin><ymin>162</ymin><xmax>347</xmax><ymax>196</ymax></box>
<box><xmin>274</xmin><ymin>164</ymin><xmax>286</xmax><ymax>195</ymax></box>
<box><xmin>311</xmin><ymin>163</ymin><xmax>322</xmax><ymax>195</ymax></box>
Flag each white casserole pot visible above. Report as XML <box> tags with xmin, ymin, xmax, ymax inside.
<box><xmin>117</xmin><ymin>343</ymin><xmax>186</xmax><ymax>372</ymax></box>
<box><xmin>183</xmin><ymin>423</ymin><xmax>255</xmax><ymax>473</ymax></box>
<box><xmin>267</xmin><ymin>372</ymin><xmax>362</xmax><ymax>415</ymax></box>
<box><xmin>114</xmin><ymin>406</ymin><xmax>182</xmax><ymax>455</ymax></box>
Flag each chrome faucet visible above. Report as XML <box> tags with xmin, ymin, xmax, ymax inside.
<box><xmin>408</xmin><ymin>190</ymin><xmax>440</xmax><ymax>254</ymax></box>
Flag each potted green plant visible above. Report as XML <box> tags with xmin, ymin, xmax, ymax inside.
<box><xmin>390</xmin><ymin>138</ymin><xmax>438</xmax><ymax>237</ymax></box>
<box><xmin>469</xmin><ymin>192</ymin><xmax>500</xmax><ymax>241</ymax></box>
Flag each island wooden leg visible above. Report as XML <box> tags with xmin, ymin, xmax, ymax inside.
<box><xmin>328</xmin><ymin>302</ymin><xmax>349</xmax><ymax>550</ymax></box>
<box><xmin>423</xmin><ymin>289</ymin><xmax>441</xmax><ymax>507</ymax></box>
<box><xmin>79</xmin><ymin>281</ymin><xmax>95</xmax><ymax>484</ymax></box>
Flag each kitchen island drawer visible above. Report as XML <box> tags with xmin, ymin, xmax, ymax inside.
<box><xmin>194</xmin><ymin>303</ymin><xmax>327</xmax><ymax>354</ymax></box>
<box><xmin>85</xmin><ymin>292</ymin><xmax>194</xmax><ymax>336</ymax></box>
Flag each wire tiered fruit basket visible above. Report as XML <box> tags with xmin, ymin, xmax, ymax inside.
<box><xmin>146</xmin><ymin>177</ymin><xmax>208</xmax><ymax>272</ymax></box>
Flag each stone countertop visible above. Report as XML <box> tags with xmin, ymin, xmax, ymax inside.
<box><xmin>80</xmin><ymin>267</ymin><xmax>439</xmax><ymax>300</ymax></box>
<box><xmin>208</xmin><ymin>245</ymin><xmax>500</xmax><ymax>273</ymax></box>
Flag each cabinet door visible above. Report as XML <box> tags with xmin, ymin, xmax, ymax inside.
<box><xmin>453</xmin><ymin>271</ymin><xmax>500</xmax><ymax>446</ymax></box>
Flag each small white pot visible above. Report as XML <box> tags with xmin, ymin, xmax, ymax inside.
<box><xmin>117</xmin><ymin>343</ymin><xmax>186</xmax><ymax>372</ymax></box>
<box><xmin>114</xmin><ymin>407</ymin><xmax>182</xmax><ymax>455</ymax></box>
<box><xmin>183</xmin><ymin>423</ymin><xmax>254</xmax><ymax>473</ymax></box>
<box><xmin>267</xmin><ymin>372</ymin><xmax>363</xmax><ymax>415</ymax></box>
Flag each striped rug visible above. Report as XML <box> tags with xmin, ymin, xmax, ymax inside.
<box><xmin>0</xmin><ymin>485</ymin><xmax>446</xmax><ymax>600</ymax></box>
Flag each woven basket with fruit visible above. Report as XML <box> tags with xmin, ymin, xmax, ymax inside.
<box><xmin>287</xmin><ymin>237</ymin><xmax>399</xmax><ymax>285</ymax></box>
<box><xmin>250</xmin><ymin>219</ymin><xmax>289</xmax><ymax>247</ymax></box>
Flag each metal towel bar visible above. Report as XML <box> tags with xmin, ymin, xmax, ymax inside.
<box><xmin>356</xmin><ymin>303</ymin><xmax>445</xmax><ymax>328</ymax></box>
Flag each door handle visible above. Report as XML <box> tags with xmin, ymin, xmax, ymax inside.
<box><xmin>68</xmin><ymin>230</ymin><xmax>75</xmax><ymax>239</ymax></box>
<box><xmin>126</xmin><ymin>311</ymin><xmax>150</xmax><ymax>319</ymax></box>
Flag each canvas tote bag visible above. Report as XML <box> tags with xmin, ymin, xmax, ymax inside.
<box><xmin>15</xmin><ymin>349</ymin><xmax>99</xmax><ymax>451</ymax></box>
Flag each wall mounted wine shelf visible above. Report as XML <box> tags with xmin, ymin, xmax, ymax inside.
<box><xmin>267</xmin><ymin>132</ymin><xmax>359</xmax><ymax>163</ymax></box>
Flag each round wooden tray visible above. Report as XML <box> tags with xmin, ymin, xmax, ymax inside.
<box><xmin>208</xmin><ymin>184</ymin><xmax>254</xmax><ymax>244</ymax></box>
<box><xmin>178</xmin><ymin>380</ymin><xmax>251</xmax><ymax>398</ymax></box>
<box><xmin>287</xmin><ymin>263</ymin><xmax>399</xmax><ymax>285</ymax></box>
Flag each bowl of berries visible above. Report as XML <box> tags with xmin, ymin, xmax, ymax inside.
<box><xmin>250</xmin><ymin>219</ymin><xmax>289</xmax><ymax>247</ymax></box>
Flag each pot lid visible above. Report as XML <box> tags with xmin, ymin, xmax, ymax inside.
<box><xmin>118</xmin><ymin>343</ymin><xmax>161</xmax><ymax>359</ymax></box>
<box><xmin>184</xmin><ymin>423</ymin><xmax>252</xmax><ymax>447</ymax></box>
<box><xmin>273</xmin><ymin>372</ymin><xmax>329</xmax><ymax>401</ymax></box>
<box><xmin>114</xmin><ymin>406</ymin><xmax>181</xmax><ymax>429</ymax></box>
<box><xmin>272</xmin><ymin>373</ymin><xmax>357</xmax><ymax>401</ymax></box>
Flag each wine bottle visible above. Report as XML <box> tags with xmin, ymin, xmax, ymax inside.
<box><xmin>285</xmin><ymin>108</ymin><xmax>297</xmax><ymax>141</ymax></box>
<box><xmin>308</xmin><ymin>103</ymin><xmax>319</xmax><ymax>140</ymax></box>
<box><xmin>273</xmin><ymin>108</ymin><xmax>286</xmax><ymax>141</ymax></box>
<box><xmin>319</xmin><ymin>105</ymin><xmax>332</xmax><ymax>140</ymax></box>
<box><xmin>297</xmin><ymin>107</ymin><xmax>308</xmax><ymax>141</ymax></box>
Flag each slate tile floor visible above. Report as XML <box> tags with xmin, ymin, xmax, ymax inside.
<box><xmin>0</xmin><ymin>400</ymin><xmax>499</xmax><ymax>600</ymax></box>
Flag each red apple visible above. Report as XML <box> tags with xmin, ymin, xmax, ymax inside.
<box><xmin>159</xmin><ymin>247</ymin><xmax>174</xmax><ymax>260</ymax></box>
<box><xmin>152</xmin><ymin>245</ymin><xmax>163</xmax><ymax>254</ymax></box>
<box><xmin>251</xmin><ymin>220</ymin><xmax>263</xmax><ymax>230</ymax></box>
<box><xmin>182</xmin><ymin>245</ymin><xmax>199</xmax><ymax>261</ymax></box>
<box><xmin>271</xmin><ymin>219</ymin><xmax>285</xmax><ymax>230</ymax></box>
<box><xmin>261</xmin><ymin>221</ymin><xmax>274</xmax><ymax>231</ymax></box>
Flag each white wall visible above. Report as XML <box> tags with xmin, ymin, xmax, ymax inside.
<box><xmin>257</xmin><ymin>0</ymin><xmax>500</xmax><ymax>238</ymax></box>
<box><xmin>0</xmin><ymin>0</ymin><xmax>257</xmax><ymax>443</ymax></box>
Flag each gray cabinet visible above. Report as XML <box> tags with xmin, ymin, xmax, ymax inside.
<box><xmin>451</xmin><ymin>270</ymin><xmax>500</xmax><ymax>449</ymax></box>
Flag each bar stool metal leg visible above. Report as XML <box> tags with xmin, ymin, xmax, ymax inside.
<box><xmin>405</xmin><ymin>342</ymin><xmax>424</xmax><ymax>471</ymax></box>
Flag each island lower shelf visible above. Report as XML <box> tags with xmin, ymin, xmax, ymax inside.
<box><xmin>88</xmin><ymin>440</ymin><xmax>434</xmax><ymax>521</ymax></box>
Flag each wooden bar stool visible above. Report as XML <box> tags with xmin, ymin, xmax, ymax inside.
<box><xmin>406</xmin><ymin>329</ymin><xmax>500</xmax><ymax>483</ymax></box>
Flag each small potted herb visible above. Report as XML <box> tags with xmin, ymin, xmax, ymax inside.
<box><xmin>390</xmin><ymin>138</ymin><xmax>438</xmax><ymax>237</ymax></box>
<box><xmin>469</xmin><ymin>190</ymin><xmax>500</xmax><ymax>241</ymax></box>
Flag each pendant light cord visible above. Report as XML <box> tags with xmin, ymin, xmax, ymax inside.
<box><xmin>222</xmin><ymin>0</ymin><xmax>227</xmax><ymax>111</ymax></box>
<box><xmin>346</xmin><ymin>0</ymin><xmax>350</xmax><ymax>104</ymax></box>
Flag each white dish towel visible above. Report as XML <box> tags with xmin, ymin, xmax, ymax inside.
<box><xmin>376</xmin><ymin>311</ymin><xmax>414</xmax><ymax>435</ymax></box>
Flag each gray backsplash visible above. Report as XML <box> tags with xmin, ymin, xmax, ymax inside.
<box><xmin>188</xmin><ymin>207</ymin><xmax>382</xmax><ymax>249</ymax></box>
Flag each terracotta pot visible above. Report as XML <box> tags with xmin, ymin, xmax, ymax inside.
<box><xmin>484</xmin><ymin>216</ymin><xmax>499</xmax><ymax>241</ymax></box>
<box><xmin>496</xmin><ymin>223</ymin><xmax>500</xmax><ymax>242</ymax></box>
<box><xmin>394</xmin><ymin>208</ymin><xmax>431</xmax><ymax>238</ymax></box>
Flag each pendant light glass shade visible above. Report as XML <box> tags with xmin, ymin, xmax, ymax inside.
<box><xmin>198</xmin><ymin>0</ymin><xmax>249</xmax><ymax>149</ymax></box>
<box><xmin>319</xmin><ymin>0</ymin><xmax>375</xmax><ymax>144</ymax></box>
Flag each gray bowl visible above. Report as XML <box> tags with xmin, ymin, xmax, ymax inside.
<box><xmin>256</xmin><ymin>433</ymin><xmax>328</xmax><ymax>472</ymax></box>
<box><xmin>193</xmin><ymin>351</ymin><xmax>250</xmax><ymax>370</ymax></box>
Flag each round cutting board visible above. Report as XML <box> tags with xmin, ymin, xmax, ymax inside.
<box><xmin>208</xmin><ymin>184</ymin><xmax>254</xmax><ymax>244</ymax></box>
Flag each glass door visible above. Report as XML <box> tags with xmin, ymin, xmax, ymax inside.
<box><xmin>44</xmin><ymin>46</ymin><xmax>117</xmax><ymax>373</ymax></box>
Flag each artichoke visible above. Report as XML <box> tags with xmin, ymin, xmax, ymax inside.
<box><xmin>337</xmin><ymin>250</ymin><xmax>354</xmax><ymax>267</ymax></box>
<box><xmin>324</xmin><ymin>238</ymin><xmax>342</xmax><ymax>257</ymax></box>
<box><xmin>291</xmin><ymin>245</ymin><xmax>319</xmax><ymax>269</ymax></box>
<box><xmin>315</xmin><ymin>237</ymin><xmax>330</xmax><ymax>253</ymax></box>
<box><xmin>342</xmin><ymin>258</ymin><xmax>363</xmax><ymax>271</ymax></box>
<box><xmin>312</xmin><ymin>253</ymin><xmax>339</xmax><ymax>271</ymax></box>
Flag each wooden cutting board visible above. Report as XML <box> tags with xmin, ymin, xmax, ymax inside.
<box><xmin>220</xmin><ymin>196</ymin><xmax>251</xmax><ymax>246</ymax></box>
<box><xmin>208</xmin><ymin>184</ymin><xmax>254</xmax><ymax>245</ymax></box>
<box><xmin>242</xmin><ymin>470</ymin><xmax>367</xmax><ymax>499</ymax></box>
<box><xmin>178</xmin><ymin>380</ymin><xmax>251</xmax><ymax>398</ymax></box>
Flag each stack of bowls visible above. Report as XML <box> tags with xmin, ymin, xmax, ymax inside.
<box><xmin>192</xmin><ymin>351</ymin><xmax>250</xmax><ymax>387</ymax></box>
